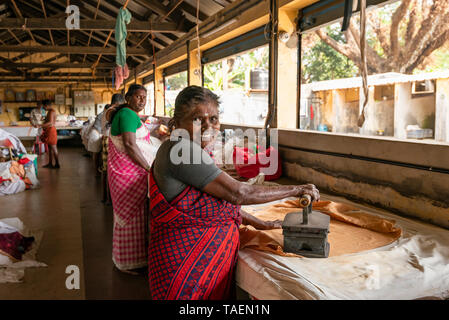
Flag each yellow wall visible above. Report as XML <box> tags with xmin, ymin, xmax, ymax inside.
<box><xmin>0</xmin><ymin>84</ymin><xmax>119</xmax><ymax>126</ymax></box>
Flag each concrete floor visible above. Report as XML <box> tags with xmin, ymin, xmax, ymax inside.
<box><xmin>0</xmin><ymin>147</ymin><xmax>150</xmax><ymax>300</ymax></box>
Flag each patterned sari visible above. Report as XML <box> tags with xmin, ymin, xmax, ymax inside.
<box><xmin>108</xmin><ymin>124</ymin><xmax>155</xmax><ymax>270</ymax></box>
<box><xmin>148</xmin><ymin>171</ymin><xmax>241</xmax><ymax>300</ymax></box>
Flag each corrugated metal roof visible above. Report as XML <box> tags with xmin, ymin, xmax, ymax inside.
<box><xmin>303</xmin><ymin>71</ymin><xmax>449</xmax><ymax>92</ymax></box>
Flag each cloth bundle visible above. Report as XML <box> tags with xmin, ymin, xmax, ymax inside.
<box><xmin>0</xmin><ymin>218</ymin><xmax>46</xmax><ymax>284</ymax></box>
<box><xmin>0</xmin><ymin>156</ymin><xmax>39</xmax><ymax>196</ymax></box>
<box><xmin>0</xmin><ymin>222</ymin><xmax>35</xmax><ymax>262</ymax></box>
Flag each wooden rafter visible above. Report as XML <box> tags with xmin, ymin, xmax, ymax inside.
<box><xmin>0</xmin><ymin>18</ymin><xmax>183</xmax><ymax>33</ymax></box>
<box><xmin>91</xmin><ymin>30</ymin><xmax>113</xmax><ymax>70</ymax></box>
<box><xmin>0</xmin><ymin>62</ymin><xmax>115</xmax><ymax>69</ymax></box>
<box><xmin>39</xmin><ymin>0</ymin><xmax>55</xmax><ymax>45</ymax></box>
<box><xmin>10</xmin><ymin>0</ymin><xmax>36</xmax><ymax>42</ymax></box>
<box><xmin>0</xmin><ymin>45</ymin><xmax>147</xmax><ymax>55</ymax></box>
<box><xmin>83</xmin><ymin>0</ymin><xmax>102</xmax><ymax>63</ymax></box>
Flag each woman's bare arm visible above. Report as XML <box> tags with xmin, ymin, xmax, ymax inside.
<box><xmin>40</xmin><ymin>110</ymin><xmax>55</xmax><ymax>128</ymax></box>
<box><xmin>240</xmin><ymin>209</ymin><xmax>283</xmax><ymax>229</ymax></box>
<box><xmin>202</xmin><ymin>172</ymin><xmax>319</xmax><ymax>230</ymax></box>
<box><xmin>203</xmin><ymin>171</ymin><xmax>320</xmax><ymax>206</ymax></box>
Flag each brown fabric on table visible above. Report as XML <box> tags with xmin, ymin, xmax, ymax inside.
<box><xmin>239</xmin><ymin>200</ymin><xmax>402</xmax><ymax>257</ymax></box>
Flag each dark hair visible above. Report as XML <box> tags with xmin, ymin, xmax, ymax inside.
<box><xmin>111</xmin><ymin>93</ymin><xmax>125</xmax><ymax>105</ymax></box>
<box><xmin>42</xmin><ymin>99</ymin><xmax>51</xmax><ymax>106</ymax></box>
<box><xmin>109</xmin><ymin>85</ymin><xmax>147</xmax><ymax>123</ymax></box>
<box><xmin>125</xmin><ymin>84</ymin><xmax>146</xmax><ymax>100</ymax></box>
<box><xmin>169</xmin><ymin>86</ymin><xmax>220</xmax><ymax>131</ymax></box>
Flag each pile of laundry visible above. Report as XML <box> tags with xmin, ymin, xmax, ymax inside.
<box><xmin>0</xmin><ymin>128</ymin><xmax>40</xmax><ymax>196</ymax></box>
<box><xmin>0</xmin><ymin>218</ymin><xmax>46</xmax><ymax>283</ymax></box>
<box><xmin>55</xmin><ymin>115</ymin><xmax>84</xmax><ymax>128</ymax></box>
<box><xmin>0</xmin><ymin>155</ymin><xmax>39</xmax><ymax>196</ymax></box>
<box><xmin>0</xmin><ymin>128</ymin><xmax>27</xmax><ymax>159</ymax></box>
<box><xmin>80</xmin><ymin>116</ymin><xmax>96</xmax><ymax>151</ymax></box>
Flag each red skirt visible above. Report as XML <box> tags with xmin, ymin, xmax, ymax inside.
<box><xmin>148</xmin><ymin>170</ymin><xmax>241</xmax><ymax>300</ymax></box>
<box><xmin>41</xmin><ymin>127</ymin><xmax>57</xmax><ymax>146</ymax></box>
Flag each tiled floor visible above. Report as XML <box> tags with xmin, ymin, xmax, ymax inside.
<box><xmin>0</xmin><ymin>147</ymin><xmax>150</xmax><ymax>300</ymax></box>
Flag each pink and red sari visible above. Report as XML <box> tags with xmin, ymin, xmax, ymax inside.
<box><xmin>108</xmin><ymin>125</ymin><xmax>156</xmax><ymax>270</ymax></box>
<box><xmin>148</xmin><ymin>171</ymin><xmax>241</xmax><ymax>300</ymax></box>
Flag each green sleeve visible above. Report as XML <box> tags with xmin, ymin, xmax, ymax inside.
<box><xmin>111</xmin><ymin>108</ymin><xmax>142</xmax><ymax>136</ymax></box>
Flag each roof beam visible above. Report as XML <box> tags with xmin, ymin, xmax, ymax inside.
<box><xmin>0</xmin><ymin>18</ymin><xmax>184</xmax><ymax>33</ymax></box>
<box><xmin>178</xmin><ymin>2</ymin><xmax>208</xmax><ymax>22</ymax></box>
<box><xmin>133</xmin><ymin>0</ymin><xmax>173</xmax><ymax>18</ymax></box>
<box><xmin>9</xmin><ymin>0</ymin><xmax>37</xmax><ymax>42</ymax></box>
<box><xmin>0</xmin><ymin>72</ymin><xmax>110</xmax><ymax>77</ymax></box>
<box><xmin>0</xmin><ymin>77</ymin><xmax>113</xmax><ymax>83</ymax></box>
<box><xmin>0</xmin><ymin>62</ymin><xmax>115</xmax><ymax>69</ymax></box>
<box><xmin>0</xmin><ymin>45</ymin><xmax>148</xmax><ymax>55</ymax></box>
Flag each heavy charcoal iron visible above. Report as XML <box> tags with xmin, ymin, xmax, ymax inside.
<box><xmin>282</xmin><ymin>195</ymin><xmax>330</xmax><ymax>258</ymax></box>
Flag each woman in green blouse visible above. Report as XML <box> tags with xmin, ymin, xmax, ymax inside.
<box><xmin>106</xmin><ymin>84</ymin><xmax>159</xmax><ymax>273</ymax></box>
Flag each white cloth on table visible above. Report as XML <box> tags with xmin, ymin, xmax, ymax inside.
<box><xmin>236</xmin><ymin>196</ymin><xmax>449</xmax><ymax>300</ymax></box>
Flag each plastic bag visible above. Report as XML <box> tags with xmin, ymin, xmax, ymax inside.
<box><xmin>233</xmin><ymin>145</ymin><xmax>282</xmax><ymax>181</ymax></box>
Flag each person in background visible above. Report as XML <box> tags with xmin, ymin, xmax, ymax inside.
<box><xmin>88</xmin><ymin>94</ymin><xmax>125</xmax><ymax>175</ymax></box>
<box><xmin>39</xmin><ymin>100</ymin><xmax>60</xmax><ymax>169</ymax></box>
<box><xmin>107</xmin><ymin>85</ymin><xmax>157</xmax><ymax>274</ymax></box>
<box><xmin>30</xmin><ymin>101</ymin><xmax>46</xmax><ymax>129</ymax></box>
<box><xmin>100</xmin><ymin>93</ymin><xmax>125</xmax><ymax>204</ymax></box>
<box><xmin>148</xmin><ymin>86</ymin><xmax>320</xmax><ymax>300</ymax></box>
<box><xmin>87</xmin><ymin>111</ymin><xmax>104</xmax><ymax>175</ymax></box>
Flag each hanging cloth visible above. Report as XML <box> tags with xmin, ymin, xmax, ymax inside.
<box><xmin>115</xmin><ymin>8</ymin><xmax>132</xmax><ymax>68</ymax></box>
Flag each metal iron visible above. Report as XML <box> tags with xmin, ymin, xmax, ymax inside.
<box><xmin>282</xmin><ymin>195</ymin><xmax>330</xmax><ymax>258</ymax></box>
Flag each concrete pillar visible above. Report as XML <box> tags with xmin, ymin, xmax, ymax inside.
<box><xmin>360</xmin><ymin>86</ymin><xmax>395</xmax><ymax>137</ymax></box>
<box><xmin>333</xmin><ymin>88</ymin><xmax>359</xmax><ymax>133</ymax></box>
<box><xmin>394</xmin><ymin>83</ymin><xmax>410</xmax><ymax>139</ymax></box>
<box><xmin>154</xmin><ymin>67</ymin><xmax>165</xmax><ymax>116</ymax></box>
<box><xmin>435</xmin><ymin>78</ymin><xmax>449</xmax><ymax>143</ymax></box>
<box><xmin>276</xmin><ymin>8</ymin><xmax>298</xmax><ymax>129</ymax></box>
<box><xmin>189</xmin><ymin>46</ymin><xmax>202</xmax><ymax>86</ymax></box>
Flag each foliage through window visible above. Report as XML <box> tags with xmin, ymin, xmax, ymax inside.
<box><xmin>203</xmin><ymin>45</ymin><xmax>269</xmax><ymax>126</ymax></box>
<box><xmin>165</xmin><ymin>71</ymin><xmax>187</xmax><ymax>117</ymax></box>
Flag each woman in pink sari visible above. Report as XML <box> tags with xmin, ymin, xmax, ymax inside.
<box><xmin>107</xmin><ymin>84</ymin><xmax>158</xmax><ymax>273</ymax></box>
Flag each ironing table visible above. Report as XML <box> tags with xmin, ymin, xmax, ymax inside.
<box><xmin>236</xmin><ymin>194</ymin><xmax>449</xmax><ymax>300</ymax></box>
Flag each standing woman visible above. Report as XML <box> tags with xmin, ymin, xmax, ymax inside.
<box><xmin>40</xmin><ymin>100</ymin><xmax>60</xmax><ymax>168</ymax></box>
<box><xmin>107</xmin><ymin>84</ymin><xmax>156</xmax><ymax>273</ymax></box>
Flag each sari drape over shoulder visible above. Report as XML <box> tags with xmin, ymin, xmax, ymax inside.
<box><xmin>148</xmin><ymin>171</ymin><xmax>241</xmax><ymax>300</ymax></box>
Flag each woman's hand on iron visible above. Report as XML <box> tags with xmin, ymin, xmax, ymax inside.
<box><xmin>296</xmin><ymin>184</ymin><xmax>320</xmax><ymax>202</ymax></box>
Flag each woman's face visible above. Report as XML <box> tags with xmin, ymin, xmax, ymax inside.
<box><xmin>177</xmin><ymin>102</ymin><xmax>220</xmax><ymax>149</ymax></box>
<box><xmin>127</xmin><ymin>89</ymin><xmax>147</xmax><ymax>113</ymax></box>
